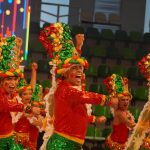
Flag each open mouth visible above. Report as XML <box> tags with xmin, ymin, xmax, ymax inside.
<box><xmin>9</xmin><ymin>85</ymin><xmax>15</xmax><ymax>90</ymax></box>
<box><xmin>75</xmin><ymin>74</ymin><xmax>82</xmax><ymax>79</ymax></box>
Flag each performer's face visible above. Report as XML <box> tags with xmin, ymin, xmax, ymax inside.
<box><xmin>118</xmin><ymin>96</ymin><xmax>130</xmax><ymax>110</ymax></box>
<box><xmin>1</xmin><ymin>76</ymin><xmax>19</xmax><ymax>94</ymax></box>
<box><xmin>21</xmin><ymin>89</ymin><xmax>33</xmax><ymax>105</ymax></box>
<box><xmin>65</xmin><ymin>65</ymin><xmax>84</xmax><ymax>86</ymax></box>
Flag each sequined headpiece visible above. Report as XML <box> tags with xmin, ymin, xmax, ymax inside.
<box><xmin>0</xmin><ymin>36</ymin><xmax>23</xmax><ymax>78</ymax></box>
<box><xmin>30</xmin><ymin>84</ymin><xmax>45</xmax><ymax>109</ymax></box>
<box><xmin>39</xmin><ymin>22</ymin><xmax>88</xmax><ymax>78</ymax></box>
<box><xmin>137</xmin><ymin>53</ymin><xmax>150</xmax><ymax>81</ymax></box>
<box><xmin>103</xmin><ymin>74</ymin><xmax>132</xmax><ymax>98</ymax></box>
<box><xmin>17</xmin><ymin>78</ymin><xmax>32</xmax><ymax>93</ymax></box>
<box><xmin>17</xmin><ymin>80</ymin><xmax>45</xmax><ymax>108</ymax></box>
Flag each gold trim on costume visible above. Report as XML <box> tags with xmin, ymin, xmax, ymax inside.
<box><xmin>105</xmin><ymin>135</ymin><xmax>125</xmax><ymax>150</ymax></box>
<box><xmin>142</xmin><ymin>137</ymin><xmax>150</xmax><ymax>149</ymax></box>
<box><xmin>54</xmin><ymin>130</ymin><xmax>84</xmax><ymax>144</ymax></box>
<box><xmin>0</xmin><ymin>131</ymin><xmax>13</xmax><ymax>139</ymax></box>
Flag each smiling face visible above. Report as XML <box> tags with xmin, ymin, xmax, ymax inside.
<box><xmin>118</xmin><ymin>95</ymin><xmax>131</xmax><ymax>110</ymax></box>
<box><xmin>21</xmin><ymin>89</ymin><xmax>33</xmax><ymax>105</ymax></box>
<box><xmin>64</xmin><ymin>65</ymin><xmax>84</xmax><ymax>86</ymax></box>
<box><xmin>1</xmin><ymin>76</ymin><xmax>19</xmax><ymax>94</ymax></box>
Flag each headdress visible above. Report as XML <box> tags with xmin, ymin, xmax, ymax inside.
<box><xmin>0</xmin><ymin>36</ymin><xmax>23</xmax><ymax>77</ymax></box>
<box><xmin>39</xmin><ymin>22</ymin><xmax>88</xmax><ymax>78</ymax></box>
<box><xmin>17</xmin><ymin>79</ymin><xmax>45</xmax><ymax>109</ymax></box>
<box><xmin>137</xmin><ymin>53</ymin><xmax>150</xmax><ymax>81</ymax></box>
<box><xmin>103</xmin><ymin>74</ymin><xmax>132</xmax><ymax>98</ymax></box>
<box><xmin>17</xmin><ymin>78</ymin><xmax>32</xmax><ymax>93</ymax></box>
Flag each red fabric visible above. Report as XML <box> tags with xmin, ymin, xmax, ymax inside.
<box><xmin>0</xmin><ymin>88</ymin><xmax>24</xmax><ymax>135</ymax></box>
<box><xmin>14</xmin><ymin>116</ymin><xmax>30</xmax><ymax>133</ymax></box>
<box><xmin>54</xmin><ymin>80</ymin><xmax>106</xmax><ymax>140</ymax></box>
<box><xmin>110</xmin><ymin>124</ymin><xmax>129</xmax><ymax>144</ymax></box>
<box><xmin>15</xmin><ymin>116</ymin><xmax>39</xmax><ymax>150</ymax></box>
<box><xmin>28</xmin><ymin>124</ymin><xmax>39</xmax><ymax>150</ymax></box>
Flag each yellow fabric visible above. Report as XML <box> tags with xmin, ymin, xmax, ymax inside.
<box><xmin>0</xmin><ymin>131</ymin><xmax>14</xmax><ymax>139</ymax></box>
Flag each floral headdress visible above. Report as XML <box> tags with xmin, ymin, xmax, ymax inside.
<box><xmin>137</xmin><ymin>53</ymin><xmax>150</xmax><ymax>81</ymax></box>
<box><xmin>17</xmin><ymin>78</ymin><xmax>32</xmax><ymax>93</ymax></box>
<box><xmin>103</xmin><ymin>74</ymin><xmax>132</xmax><ymax>98</ymax></box>
<box><xmin>30</xmin><ymin>84</ymin><xmax>45</xmax><ymax>109</ymax></box>
<box><xmin>39</xmin><ymin>22</ymin><xmax>88</xmax><ymax>78</ymax></box>
<box><xmin>0</xmin><ymin>36</ymin><xmax>23</xmax><ymax>78</ymax></box>
<box><xmin>17</xmin><ymin>80</ymin><xmax>45</xmax><ymax>109</ymax></box>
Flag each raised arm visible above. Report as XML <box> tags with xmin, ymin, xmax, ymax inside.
<box><xmin>75</xmin><ymin>34</ymin><xmax>85</xmax><ymax>55</ymax></box>
<box><xmin>30</xmin><ymin>62</ymin><xmax>38</xmax><ymax>91</ymax></box>
<box><xmin>0</xmin><ymin>94</ymin><xmax>24</xmax><ymax>112</ymax></box>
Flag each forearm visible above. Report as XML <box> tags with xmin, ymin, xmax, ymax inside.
<box><xmin>8</xmin><ymin>103</ymin><xmax>24</xmax><ymax>112</ymax></box>
<box><xmin>81</xmin><ymin>92</ymin><xmax>107</xmax><ymax>106</ymax></box>
<box><xmin>30</xmin><ymin>69</ymin><xmax>37</xmax><ymax>90</ymax></box>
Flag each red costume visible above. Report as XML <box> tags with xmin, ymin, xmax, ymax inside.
<box><xmin>0</xmin><ymin>88</ymin><xmax>24</xmax><ymax>138</ymax></box>
<box><xmin>14</xmin><ymin>114</ymin><xmax>39</xmax><ymax>150</ymax></box>
<box><xmin>111</xmin><ymin>124</ymin><xmax>129</xmax><ymax>144</ymax></box>
<box><xmin>14</xmin><ymin>83</ymin><xmax>44</xmax><ymax>150</ymax></box>
<box><xmin>103</xmin><ymin>74</ymin><xmax>134</xmax><ymax>150</ymax></box>
<box><xmin>106</xmin><ymin>124</ymin><xmax>129</xmax><ymax>150</ymax></box>
<box><xmin>54</xmin><ymin>80</ymin><xmax>107</xmax><ymax>144</ymax></box>
<box><xmin>39</xmin><ymin>22</ymin><xmax>111</xmax><ymax>149</ymax></box>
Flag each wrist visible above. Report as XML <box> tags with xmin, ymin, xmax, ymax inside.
<box><xmin>24</xmin><ymin>104</ymin><xmax>32</xmax><ymax>113</ymax></box>
<box><xmin>97</xmin><ymin>117</ymin><xmax>101</xmax><ymax>123</ymax></box>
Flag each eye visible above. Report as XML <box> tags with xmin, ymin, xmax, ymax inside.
<box><xmin>14</xmin><ymin>77</ymin><xmax>18</xmax><ymax>81</ymax></box>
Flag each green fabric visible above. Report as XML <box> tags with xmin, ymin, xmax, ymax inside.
<box><xmin>46</xmin><ymin>133</ymin><xmax>82</xmax><ymax>150</ymax></box>
<box><xmin>0</xmin><ymin>136</ymin><xmax>23</xmax><ymax>150</ymax></box>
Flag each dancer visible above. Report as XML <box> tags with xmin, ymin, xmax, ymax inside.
<box><xmin>39</xmin><ymin>22</ymin><xmax>117</xmax><ymax>150</ymax></box>
<box><xmin>103</xmin><ymin>74</ymin><xmax>135</xmax><ymax>150</ymax></box>
<box><xmin>0</xmin><ymin>36</ymin><xmax>39</xmax><ymax>149</ymax></box>
<box><xmin>14</xmin><ymin>62</ymin><xmax>45</xmax><ymax>150</ymax></box>
<box><xmin>125</xmin><ymin>53</ymin><xmax>150</xmax><ymax>150</ymax></box>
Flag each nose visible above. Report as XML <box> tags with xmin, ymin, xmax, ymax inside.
<box><xmin>11</xmin><ymin>79</ymin><xmax>18</xmax><ymax>84</ymax></box>
<box><xmin>125</xmin><ymin>99</ymin><xmax>129</xmax><ymax>104</ymax></box>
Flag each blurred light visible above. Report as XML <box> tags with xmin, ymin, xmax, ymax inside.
<box><xmin>0</xmin><ymin>9</ymin><xmax>2</xmax><ymax>14</ymax></box>
<box><xmin>20</xmin><ymin>7</ymin><xmax>24</xmax><ymax>12</ymax></box>
<box><xmin>17</xmin><ymin>0</ymin><xmax>21</xmax><ymax>4</ymax></box>
<box><xmin>8</xmin><ymin>0</ymin><xmax>13</xmax><ymax>3</ymax></box>
<box><xmin>6</xmin><ymin>10</ymin><xmax>10</xmax><ymax>15</ymax></box>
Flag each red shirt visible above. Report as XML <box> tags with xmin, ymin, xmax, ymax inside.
<box><xmin>54</xmin><ymin>81</ymin><xmax>107</xmax><ymax>142</ymax></box>
<box><xmin>0</xmin><ymin>88</ymin><xmax>24</xmax><ymax>136</ymax></box>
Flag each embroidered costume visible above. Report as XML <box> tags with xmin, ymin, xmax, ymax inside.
<box><xmin>39</xmin><ymin>22</ymin><xmax>111</xmax><ymax>150</ymax></box>
<box><xmin>0</xmin><ymin>36</ymin><xmax>24</xmax><ymax>150</ymax></box>
<box><xmin>14</xmin><ymin>78</ymin><xmax>45</xmax><ymax>150</ymax></box>
<box><xmin>126</xmin><ymin>53</ymin><xmax>150</xmax><ymax>150</ymax></box>
<box><xmin>103</xmin><ymin>74</ymin><xmax>134</xmax><ymax>150</ymax></box>
<box><xmin>105</xmin><ymin>124</ymin><xmax>128</xmax><ymax>150</ymax></box>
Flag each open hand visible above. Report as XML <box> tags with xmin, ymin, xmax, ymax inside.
<box><xmin>32</xmin><ymin>107</ymin><xmax>41</xmax><ymax>115</ymax></box>
<box><xmin>97</xmin><ymin>116</ymin><xmax>107</xmax><ymax>123</ymax></box>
